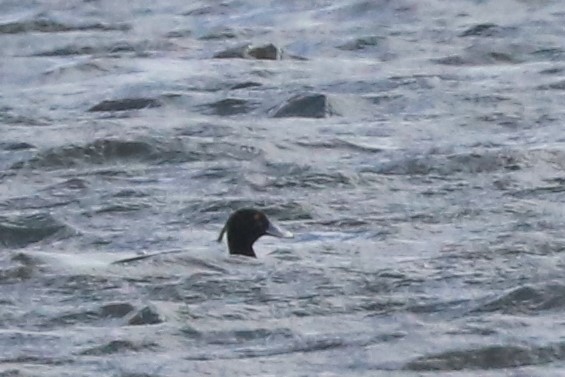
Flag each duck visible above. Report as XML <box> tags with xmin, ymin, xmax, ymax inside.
<box><xmin>217</xmin><ymin>208</ymin><xmax>293</xmax><ymax>257</ymax></box>
<box><xmin>112</xmin><ymin>208</ymin><xmax>292</xmax><ymax>264</ymax></box>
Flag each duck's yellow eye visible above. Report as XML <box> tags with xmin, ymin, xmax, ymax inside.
<box><xmin>254</xmin><ymin>212</ymin><xmax>263</xmax><ymax>222</ymax></box>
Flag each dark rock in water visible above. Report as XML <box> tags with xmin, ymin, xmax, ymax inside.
<box><xmin>272</xmin><ymin>93</ymin><xmax>340</xmax><ymax>118</ymax></box>
<box><xmin>203</xmin><ymin>98</ymin><xmax>254</xmax><ymax>116</ymax></box>
<box><xmin>88</xmin><ymin>98</ymin><xmax>161</xmax><ymax>112</ymax></box>
<box><xmin>127</xmin><ymin>305</ymin><xmax>163</xmax><ymax>325</ymax></box>
<box><xmin>0</xmin><ymin>213</ymin><xmax>71</xmax><ymax>248</ymax></box>
<box><xmin>214</xmin><ymin>43</ymin><xmax>282</xmax><ymax>60</ymax></box>
<box><xmin>248</xmin><ymin>43</ymin><xmax>280</xmax><ymax>60</ymax></box>
<box><xmin>100</xmin><ymin>302</ymin><xmax>136</xmax><ymax>318</ymax></box>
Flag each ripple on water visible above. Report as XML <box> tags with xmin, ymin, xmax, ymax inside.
<box><xmin>180</xmin><ymin>198</ymin><xmax>310</xmax><ymax>225</ymax></box>
<box><xmin>34</xmin><ymin>40</ymin><xmax>177</xmax><ymax>57</ymax></box>
<box><xmin>366</xmin><ymin>147</ymin><xmax>565</xmax><ymax>177</ymax></box>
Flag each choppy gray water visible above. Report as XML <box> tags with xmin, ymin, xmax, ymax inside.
<box><xmin>1</xmin><ymin>0</ymin><xmax>565</xmax><ymax>376</ymax></box>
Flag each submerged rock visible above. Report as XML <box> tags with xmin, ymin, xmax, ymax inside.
<box><xmin>100</xmin><ymin>302</ymin><xmax>136</xmax><ymax>318</ymax></box>
<box><xmin>202</xmin><ymin>98</ymin><xmax>254</xmax><ymax>116</ymax></box>
<box><xmin>272</xmin><ymin>93</ymin><xmax>341</xmax><ymax>118</ymax></box>
<box><xmin>214</xmin><ymin>43</ymin><xmax>282</xmax><ymax>60</ymax></box>
<box><xmin>88</xmin><ymin>98</ymin><xmax>161</xmax><ymax>112</ymax></box>
<box><xmin>127</xmin><ymin>305</ymin><xmax>163</xmax><ymax>325</ymax></box>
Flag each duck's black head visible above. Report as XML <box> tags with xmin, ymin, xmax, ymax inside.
<box><xmin>217</xmin><ymin>208</ymin><xmax>293</xmax><ymax>257</ymax></box>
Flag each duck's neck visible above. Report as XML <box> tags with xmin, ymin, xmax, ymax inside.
<box><xmin>227</xmin><ymin>237</ymin><xmax>257</xmax><ymax>258</ymax></box>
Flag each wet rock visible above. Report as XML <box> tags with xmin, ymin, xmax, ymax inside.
<box><xmin>100</xmin><ymin>302</ymin><xmax>136</xmax><ymax>318</ymax></box>
<box><xmin>127</xmin><ymin>305</ymin><xmax>163</xmax><ymax>325</ymax></box>
<box><xmin>271</xmin><ymin>93</ymin><xmax>340</xmax><ymax>118</ymax></box>
<box><xmin>214</xmin><ymin>43</ymin><xmax>282</xmax><ymax>60</ymax></box>
<box><xmin>248</xmin><ymin>44</ymin><xmax>280</xmax><ymax>60</ymax></box>
<box><xmin>88</xmin><ymin>98</ymin><xmax>161</xmax><ymax>112</ymax></box>
<box><xmin>202</xmin><ymin>98</ymin><xmax>254</xmax><ymax>116</ymax></box>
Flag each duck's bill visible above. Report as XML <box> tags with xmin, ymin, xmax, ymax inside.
<box><xmin>266</xmin><ymin>221</ymin><xmax>293</xmax><ymax>238</ymax></box>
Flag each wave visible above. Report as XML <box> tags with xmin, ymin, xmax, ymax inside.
<box><xmin>10</xmin><ymin>137</ymin><xmax>264</xmax><ymax>171</ymax></box>
<box><xmin>474</xmin><ymin>283</ymin><xmax>565</xmax><ymax>314</ymax></box>
<box><xmin>0</xmin><ymin>212</ymin><xmax>74</xmax><ymax>248</ymax></box>
<box><xmin>0</xmin><ymin>13</ymin><xmax>129</xmax><ymax>34</ymax></box>
<box><xmin>404</xmin><ymin>341</ymin><xmax>565</xmax><ymax>371</ymax></box>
